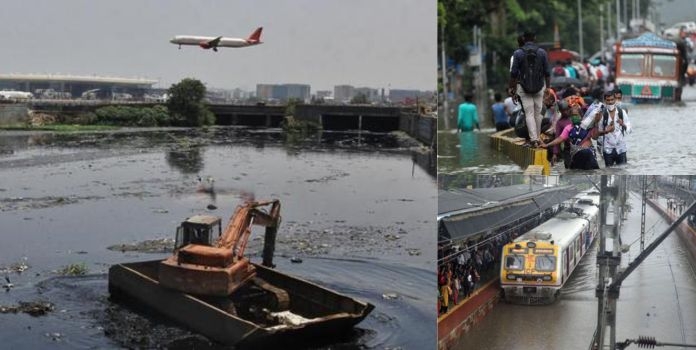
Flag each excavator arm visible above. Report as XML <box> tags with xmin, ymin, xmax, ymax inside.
<box><xmin>217</xmin><ymin>200</ymin><xmax>281</xmax><ymax>260</ymax></box>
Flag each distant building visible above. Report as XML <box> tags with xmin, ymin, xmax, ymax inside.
<box><xmin>256</xmin><ymin>84</ymin><xmax>276</xmax><ymax>100</ymax></box>
<box><xmin>0</xmin><ymin>73</ymin><xmax>157</xmax><ymax>100</ymax></box>
<box><xmin>389</xmin><ymin>89</ymin><xmax>430</xmax><ymax>104</ymax></box>
<box><xmin>334</xmin><ymin>85</ymin><xmax>354</xmax><ymax>103</ymax></box>
<box><xmin>283</xmin><ymin>84</ymin><xmax>311</xmax><ymax>102</ymax></box>
<box><xmin>315</xmin><ymin>90</ymin><xmax>332</xmax><ymax>99</ymax></box>
<box><xmin>354</xmin><ymin>87</ymin><xmax>380</xmax><ymax>102</ymax></box>
<box><xmin>256</xmin><ymin>83</ymin><xmax>311</xmax><ymax>102</ymax></box>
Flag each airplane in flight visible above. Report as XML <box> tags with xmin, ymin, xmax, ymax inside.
<box><xmin>170</xmin><ymin>27</ymin><xmax>263</xmax><ymax>52</ymax></box>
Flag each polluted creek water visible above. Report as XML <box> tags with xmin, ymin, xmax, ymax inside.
<box><xmin>0</xmin><ymin>127</ymin><xmax>437</xmax><ymax>349</ymax></box>
<box><xmin>455</xmin><ymin>192</ymin><xmax>696</xmax><ymax>350</ymax></box>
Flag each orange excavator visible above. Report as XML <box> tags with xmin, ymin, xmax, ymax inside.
<box><xmin>158</xmin><ymin>199</ymin><xmax>281</xmax><ymax>297</ymax></box>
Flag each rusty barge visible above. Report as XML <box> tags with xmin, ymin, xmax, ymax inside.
<box><xmin>108</xmin><ymin>199</ymin><xmax>374</xmax><ymax>348</ymax></box>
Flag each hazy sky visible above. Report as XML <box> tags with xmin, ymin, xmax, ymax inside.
<box><xmin>655</xmin><ymin>0</ymin><xmax>696</xmax><ymax>26</ymax></box>
<box><xmin>0</xmin><ymin>0</ymin><xmax>435</xmax><ymax>91</ymax></box>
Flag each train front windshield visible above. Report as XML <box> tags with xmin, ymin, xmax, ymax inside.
<box><xmin>505</xmin><ymin>255</ymin><xmax>524</xmax><ymax>270</ymax></box>
<box><xmin>535</xmin><ymin>255</ymin><xmax>556</xmax><ymax>271</ymax></box>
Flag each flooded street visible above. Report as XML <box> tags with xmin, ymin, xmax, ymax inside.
<box><xmin>455</xmin><ymin>190</ymin><xmax>696</xmax><ymax>350</ymax></box>
<box><xmin>438</xmin><ymin>86</ymin><xmax>696</xmax><ymax>175</ymax></box>
<box><xmin>0</xmin><ymin>127</ymin><xmax>436</xmax><ymax>349</ymax></box>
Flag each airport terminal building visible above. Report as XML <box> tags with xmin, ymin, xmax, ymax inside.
<box><xmin>0</xmin><ymin>74</ymin><xmax>157</xmax><ymax>100</ymax></box>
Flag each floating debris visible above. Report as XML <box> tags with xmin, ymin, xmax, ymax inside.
<box><xmin>382</xmin><ymin>293</ymin><xmax>398</xmax><ymax>300</ymax></box>
<box><xmin>384</xmin><ymin>234</ymin><xmax>401</xmax><ymax>241</ymax></box>
<box><xmin>107</xmin><ymin>238</ymin><xmax>174</xmax><ymax>253</ymax></box>
<box><xmin>3</xmin><ymin>276</ymin><xmax>13</xmax><ymax>292</ymax></box>
<box><xmin>0</xmin><ymin>257</ymin><xmax>30</xmax><ymax>274</ymax></box>
<box><xmin>290</xmin><ymin>257</ymin><xmax>303</xmax><ymax>263</ymax></box>
<box><xmin>45</xmin><ymin>332</ymin><xmax>62</xmax><ymax>341</ymax></box>
<box><xmin>0</xmin><ymin>301</ymin><xmax>55</xmax><ymax>316</ymax></box>
<box><xmin>206</xmin><ymin>204</ymin><xmax>217</xmax><ymax>210</ymax></box>
<box><xmin>57</xmin><ymin>263</ymin><xmax>88</xmax><ymax>276</ymax></box>
<box><xmin>405</xmin><ymin>248</ymin><xmax>421</xmax><ymax>256</ymax></box>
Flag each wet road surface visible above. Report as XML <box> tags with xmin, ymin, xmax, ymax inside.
<box><xmin>0</xmin><ymin>127</ymin><xmax>436</xmax><ymax>349</ymax></box>
<box><xmin>455</xmin><ymin>191</ymin><xmax>696</xmax><ymax>350</ymax></box>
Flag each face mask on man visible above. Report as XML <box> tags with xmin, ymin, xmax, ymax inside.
<box><xmin>607</xmin><ymin>103</ymin><xmax>616</xmax><ymax>112</ymax></box>
<box><xmin>571</xmin><ymin>115</ymin><xmax>582</xmax><ymax>125</ymax></box>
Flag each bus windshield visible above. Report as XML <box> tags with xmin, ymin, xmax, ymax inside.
<box><xmin>535</xmin><ymin>255</ymin><xmax>556</xmax><ymax>271</ymax></box>
<box><xmin>619</xmin><ymin>54</ymin><xmax>644</xmax><ymax>75</ymax></box>
<box><xmin>505</xmin><ymin>255</ymin><xmax>524</xmax><ymax>270</ymax></box>
<box><xmin>652</xmin><ymin>55</ymin><xmax>676</xmax><ymax>77</ymax></box>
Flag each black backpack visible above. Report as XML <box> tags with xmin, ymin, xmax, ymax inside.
<box><xmin>601</xmin><ymin>108</ymin><xmax>626</xmax><ymax>135</ymax></box>
<box><xmin>519</xmin><ymin>45</ymin><xmax>545</xmax><ymax>94</ymax></box>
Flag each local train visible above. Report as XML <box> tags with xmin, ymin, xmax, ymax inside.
<box><xmin>500</xmin><ymin>191</ymin><xmax>600</xmax><ymax>304</ymax></box>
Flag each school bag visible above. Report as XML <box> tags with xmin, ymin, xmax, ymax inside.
<box><xmin>519</xmin><ymin>44</ymin><xmax>545</xmax><ymax>94</ymax></box>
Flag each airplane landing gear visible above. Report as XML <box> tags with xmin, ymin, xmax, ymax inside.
<box><xmin>178</xmin><ymin>44</ymin><xmax>181</xmax><ymax>50</ymax></box>
<box><xmin>213</xmin><ymin>47</ymin><xmax>218</xmax><ymax>52</ymax></box>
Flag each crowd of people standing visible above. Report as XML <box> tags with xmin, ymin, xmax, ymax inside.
<box><xmin>457</xmin><ymin>29</ymin><xmax>632</xmax><ymax>170</ymax></box>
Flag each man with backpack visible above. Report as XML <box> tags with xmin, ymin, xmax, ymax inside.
<box><xmin>508</xmin><ymin>30</ymin><xmax>550</xmax><ymax>148</ymax></box>
<box><xmin>597</xmin><ymin>91</ymin><xmax>631</xmax><ymax>166</ymax></box>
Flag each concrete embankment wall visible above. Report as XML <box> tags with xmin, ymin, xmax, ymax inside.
<box><xmin>0</xmin><ymin>104</ymin><xmax>29</xmax><ymax>125</ymax></box>
<box><xmin>437</xmin><ymin>280</ymin><xmax>501</xmax><ymax>350</ymax></box>
<box><xmin>400</xmin><ymin>113</ymin><xmax>436</xmax><ymax>147</ymax></box>
<box><xmin>647</xmin><ymin>198</ymin><xmax>696</xmax><ymax>263</ymax></box>
<box><xmin>490</xmin><ymin>129</ymin><xmax>550</xmax><ymax>175</ymax></box>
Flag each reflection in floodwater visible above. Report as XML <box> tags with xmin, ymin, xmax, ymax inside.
<box><xmin>166</xmin><ymin>146</ymin><xmax>205</xmax><ymax>174</ymax></box>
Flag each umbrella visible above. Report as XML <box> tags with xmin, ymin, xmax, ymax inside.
<box><xmin>550</xmin><ymin>76</ymin><xmax>587</xmax><ymax>89</ymax></box>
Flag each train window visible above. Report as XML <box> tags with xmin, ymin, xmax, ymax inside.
<box><xmin>505</xmin><ymin>255</ymin><xmax>524</xmax><ymax>270</ymax></box>
<box><xmin>535</xmin><ymin>255</ymin><xmax>556</xmax><ymax>272</ymax></box>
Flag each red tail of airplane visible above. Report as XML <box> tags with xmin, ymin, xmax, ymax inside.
<box><xmin>247</xmin><ymin>27</ymin><xmax>263</xmax><ymax>44</ymax></box>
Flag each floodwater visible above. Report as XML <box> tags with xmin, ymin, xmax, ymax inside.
<box><xmin>0</xmin><ymin>127</ymin><xmax>436</xmax><ymax>349</ymax></box>
<box><xmin>439</xmin><ymin>86</ymin><xmax>696</xmax><ymax>175</ymax></box>
<box><xmin>455</xmin><ymin>190</ymin><xmax>696</xmax><ymax>350</ymax></box>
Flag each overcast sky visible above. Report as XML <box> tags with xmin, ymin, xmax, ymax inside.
<box><xmin>0</xmin><ymin>0</ymin><xmax>435</xmax><ymax>91</ymax></box>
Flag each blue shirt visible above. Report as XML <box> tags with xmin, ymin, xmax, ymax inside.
<box><xmin>491</xmin><ymin>102</ymin><xmax>507</xmax><ymax>124</ymax></box>
<box><xmin>510</xmin><ymin>43</ymin><xmax>550</xmax><ymax>81</ymax></box>
<box><xmin>458</xmin><ymin>102</ymin><xmax>478</xmax><ymax>131</ymax></box>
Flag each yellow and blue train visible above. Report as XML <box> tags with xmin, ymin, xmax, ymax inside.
<box><xmin>500</xmin><ymin>191</ymin><xmax>600</xmax><ymax>304</ymax></box>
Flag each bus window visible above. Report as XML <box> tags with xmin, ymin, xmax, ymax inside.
<box><xmin>652</xmin><ymin>55</ymin><xmax>676</xmax><ymax>77</ymax></box>
<box><xmin>620</xmin><ymin>54</ymin><xmax>644</xmax><ymax>75</ymax></box>
<box><xmin>535</xmin><ymin>255</ymin><xmax>556</xmax><ymax>272</ymax></box>
<box><xmin>505</xmin><ymin>255</ymin><xmax>524</xmax><ymax>270</ymax></box>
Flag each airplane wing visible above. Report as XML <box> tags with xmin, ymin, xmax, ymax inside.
<box><xmin>207</xmin><ymin>36</ymin><xmax>223</xmax><ymax>47</ymax></box>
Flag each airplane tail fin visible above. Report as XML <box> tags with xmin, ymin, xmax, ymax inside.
<box><xmin>247</xmin><ymin>27</ymin><xmax>263</xmax><ymax>43</ymax></box>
